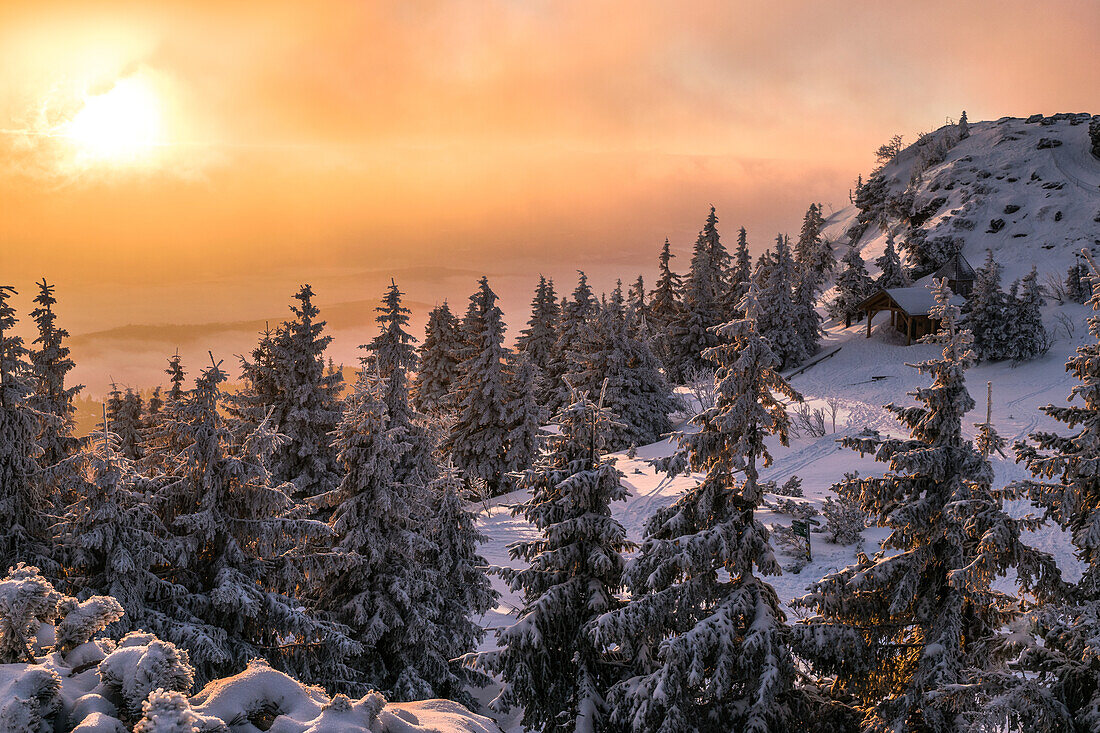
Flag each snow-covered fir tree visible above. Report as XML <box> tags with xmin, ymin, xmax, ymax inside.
<box><xmin>157</xmin><ymin>359</ymin><xmax>358</xmax><ymax>688</ymax></box>
<box><xmin>104</xmin><ymin>386</ymin><xmax>145</xmax><ymax>461</ymax></box>
<box><xmin>827</xmin><ymin>245</ymin><xmax>875</xmax><ymax>326</ymax></box>
<box><xmin>648</xmin><ymin>238</ymin><xmax>683</xmax><ymax>376</ymax></box>
<box><xmin>1001</xmin><ymin>255</ymin><xmax>1100</xmax><ymax>728</ymax></box>
<box><xmin>425</xmin><ymin>461</ymin><xmax>499</xmax><ymax>706</ymax></box>
<box><xmin>793</xmin><ymin>267</ymin><xmax>823</xmax><ymax>362</ymax></box>
<box><xmin>964</xmin><ymin>249</ymin><xmax>1012</xmax><ymax>361</ymax></box>
<box><xmin>517</xmin><ymin>275</ymin><xmax>560</xmax><ymax>379</ymax></box>
<box><xmin>447</xmin><ymin>277</ymin><xmax>513</xmax><ymax>494</ymax></box>
<box><xmin>262</xmin><ymin>285</ymin><xmax>343</xmax><ymax>506</ymax></box>
<box><xmin>667</xmin><ymin>210</ymin><xmax>728</xmax><ymax>380</ymax></box>
<box><xmin>0</xmin><ymin>285</ymin><xmax>55</xmax><ymax>576</ymax></box>
<box><xmin>565</xmin><ymin>298</ymin><xmax>676</xmax><ymax>451</ymax></box>
<box><xmin>1006</xmin><ymin>266</ymin><xmax>1047</xmax><ymax>362</ymax></box>
<box><xmin>627</xmin><ymin>275</ymin><xmax>647</xmax><ymax>322</ymax></box>
<box><xmin>542</xmin><ymin>272</ymin><xmax>598</xmax><ymax>415</ymax></box>
<box><xmin>758</xmin><ymin>234</ymin><xmax>811</xmax><ymax>368</ymax></box>
<box><xmin>364</xmin><ymin>279</ymin><xmax>434</xmax><ymax>488</ymax></box>
<box><xmin>874</xmin><ymin>230</ymin><xmax>909</xmax><ymax>289</ymax></box>
<box><xmin>731</xmin><ymin>226</ymin><xmax>753</xmax><ymax>307</ymax></box>
<box><xmin>504</xmin><ymin>352</ymin><xmax>543</xmax><ymax>477</ymax></box>
<box><xmin>1066</xmin><ymin>260</ymin><xmax>1091</xmax><ymax>303</ymax></box>
<box><xmin>958</xmin><ymin>110</ymin><xmax>970</xmax><ymax>140</ymax></box>
<box><xmin>483</xmin><ymin>388</ymin><xmax>631</xmax><ymax>733</ymax></box>
<box><xmin>793</xmin><ymin>280</ymin><xmax>1062</xmax><ymax>732</ymax></box>
<box><xmin>596</xmin><ymin>283</ymin><xmax>816</xmax><ymax>732</ymax></box>
<box><xmin>414</xmin><ymin>300</ymin><xmax>462</xmax><ymax>414</ymax></box>
<box><xmin>847</xmin><ymin>172</ymin><xmax>889</xmax><ymax>243</ymax></box>
<box><xmin>321</xmin><ymin>370</ymin><xmax>442</xmax><ymax>699</ymax></box>
<box><xmin>795</xmin><ymin>203</ymin><xmax>834</xmax><ymax>286</ymax></box>
<box><xmin>27</xmin><ymin>279</ymin><xmax>82</xmax><ymax>470</ymax></box>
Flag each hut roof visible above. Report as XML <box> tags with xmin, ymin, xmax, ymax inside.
<box><xmin>856</xmin><ymin>287</ymin><xmax>965</xmax><ymax>317</ymax></box>
<box><xmin>932</xmin><ymin>252</ymin><xmax>976</xmax><ymax>283</ymax></box>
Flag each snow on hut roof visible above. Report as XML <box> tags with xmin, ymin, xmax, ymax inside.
<box><xmin>932</xmin><ymin>252</ymin><xmax>977</xmax><ymax>283</ymax></box>
<box><xmin>882</xmin><ymin>287</ymin><xmax>965</xmax><ymax>316</ymax></box>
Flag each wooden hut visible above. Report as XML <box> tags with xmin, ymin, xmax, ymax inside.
<box><xmin>854</xmin><ymin>287</ymin><xmax>966</xmax><ymax>345</ymax></box>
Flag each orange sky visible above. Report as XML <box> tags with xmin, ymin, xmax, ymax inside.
<box><xmin>2</xmin><ymin>0</ymin><xmax>1098</xmax><ymax>393</ymax></box>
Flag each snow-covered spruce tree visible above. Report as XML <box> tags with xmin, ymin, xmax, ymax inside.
<box><xmin>1003</xmin><ymin>256</ymin><xmax>1100</xmax><ymax>728</ymax></box>
<box><xmin>847</xmin><ymin>172</ymin><xmax>889</xmax><ymax>243</ymax></box>
<box><xmin>261</xmin><ymin>285</ymin><xmax>343</xmax><ymax>507</ymax></box>
<box><xmin>627</xmin><ymin>275</ymin><xmax>647</xmax><ymax>322</ymax></box>
<box><xmin>482</xmin><ymin>388</ymin><xmax>631</xmax><ymax>733</ymax></box>
<box><xmin>364</xmin><ymin>279</ymin><xmax>434</xmax><ymax>488</ymax></box>
<box><xmin>320</xmin><ymin>369</ymin><xmax>444</xmax><ymax>699</ymax></box>
<box><xmin>542</xmin><ymin>272</ymin><xmax>598</xmax><ymax>416</ymax></box>
<box><xmin>795</xmin><ymin>203</ymin><xmax>834</xmax><ymax>287</ymax></box>
<box><xmin>964</xmin><ymin>249</ymin><xmax>1012</xmax><ymax>361</ymax></box>
<box><xmin>731</xmin><ymin>226</ymin><xmax>753</xmax><ymax>307</ymax></box>
<box><xmin>648</xmin><ymin>238</ymin><xmax>683</xmax><ymax>377</ymax></box>
<box><xmin>27</xmin><ymin>279</ymin><xmax>82</xmax><ymax>470</ymax></box>
<box><xmin>60</xmin><ymin>441</ymin><xmax>184</xmax><ymax>640</ymax></box>
<box><xmin>226</xmin><ymin>324</ymin><xmax>280</xmax><ymax>439</ymax></box>
<box><xmin>1007</xmin><ymin>266</ymin><xmax>1047</xmax><ymax>362</ymax></box>
<box><xmin>425</xmin><ymin>461</ymin><xmax>499</xmax><ymax>706</ymax></box>
<box><xmin>595</xmin><ymin>283</ymin><xmax>817</xmax><ymax>733</ymax></box>
<box><xmin>827</xmin><ymin>245</ymin><xmax>875</xmax><ymax>326</ymax></box>
<box><xmin>667</xmin><ymin>210</ymin><xmax>727</xmax><ymax>381</ymax></box>
<box><xmin>565</xmin><ymin>298</ymin><xmax>676</xmax><ymax>452</ymax></box>
<box><xmin>758</xmin><ymin>234</ymin><xmax>810</xmax><ymax>368</ymax></box>
<box><xmin>447</xmin><ymin>277</ymin><xmax>514</xmax><ymax>495</ymax></box>
<box><xmin>142</xmin><ymin>352</ymin><xmax>192</xmax><ymax>475</ymax></box>
<box><xmin>517</xmin><ymin>275</ymin><xmax>560</xmax><ymax>374</ymax></box>
<box><xmin>158</xmin><ymin>359</ymin><xmax>358</xmax><ymax>688</ymax></box>
<box><xmin>794</xmin><ymin>267</ymin><xmax>823</xmax><ymax>363</ymax></box>
<box><xmin>414</xmin><ymin>301</ymin><xmax>462</xmax><ymax>414</ymax></box>
<box><xmin>504</xmin><ymin>352</ymin><xmax>543</xmax><ymax>477</ymax></box>
<box><xmin>1066</xmin><ymin>261</ymin><xmax>1091</xmax><ymax>304</ymax></box>
<box><xmin>874</xmin><ymin>231</ymin><xmax>909</xmax><ymax>290</ymax></box>
<box><xmin>957</xmin><ymin>110</ymin><xmax>969</xmax><ymax>140</ymax></box>
<box><xmin>793</xmin><ymin>280</ymin><xmax>1062</xmax><ymax>732</ymax></box>
<box><xmin>0</xmin><ymin>285</ymin><xmax>55</xmax><ymax>575</ymax></box>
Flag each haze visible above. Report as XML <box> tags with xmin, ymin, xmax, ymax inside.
<box><xmin>2</xmin><ymin>0</ymin><xmax>1097</xmax><ymax>394</ymax></box>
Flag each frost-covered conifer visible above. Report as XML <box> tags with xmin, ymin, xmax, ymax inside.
<box><xmin>958</xmin><ymin>110</ymin><xmax>970</xmax><ymax>140</ymax></box>
<box><xmin>596</xmin><ymin>283</ymin><xmax>813</xmax><ymax>732</ymax></box>
<box><xmin>517</xmin><ymin>275</ymin><xmax>560</xmax><ymax>375</ymax></box>
<box><xmin>425</xmin><ymin>462</ymin><xmax>499</xmax><ymax>705</ymax></box>
<box><xmin>874</xmin><ymin>231</ymin><xmax>909</xmax><ymax>290</ymax></box>
<box><xmin>627</xmin><ymin>275</ymin><xmax>647</xmax><ymax>322</ymax></box>
<box><xmin>483</xmin><ymin>389</ymin><xmax>631</xmax><ymax>732</ymax></box>
<box><xmin>414</xmin><ymin>301</ymin><xmax>462</xmax><ymax>414</ymax></box>
<box><xmin>27</xmin><ymin>279</ymin><xmax>82</xmax><ymax>469</ymax></box>
<box><xmin>504</xmin><ymin>353</ymin><xmax>543</xmax><ymax>476</ymax></box>
<box><xmin>1007</xmin><ymin>266</ymin><xmax>1047</xmax><ymax>362</ymax></box>
<box><xmin>667</xmin><ymin>210</ymin><xmax>728</xmax><ymax>380</ymax></box>
<box><xmin>322</xmin><ymin>371</ymin><xmax>439</xmax><ymax>699</ymax></box>
<box><xmin>793</xmin><ymin>280</ymin><xmax>1062</xmax><ymax>732</ymax></box>
<box><xmin>965</xmin><ymin>249</ymin><xmax>1012</xmax><ymax>361</ymax></box>
<box><xmin>259</xmin><ymin>286</ymin><xmax>343</xmax><ymax>506</ymax></box>
<box><xmin>447</xmin><ymin>277</ymin><xmax>513</xmax><ymax>495</ymax></box>
<box><xmin>0</xmin><ymin>285</ymin><xmax>54</xmax><ymax>575</ymax></box>
<box><xmin>758</xmin><ymin>234</ymin><xmax>810</xmax><ymax>368</ymax></box>
<box><xmin>847</xmin><ymin>172</ymin><xmax>889</xmax><ymax>243</ymax></box>
<box><xmin>796</xmin><ymin>203</ymin><xmax>834</xmax><ymax>286</ymax></box>
<box><xmin>364</xmin><ymin>280</ymin><xmax>434</xmax><ymax>487</ymax></box>
<box><xmin>104</xmin><ymin>387</ymin><xmax>145</xmax><ymax>461</ymax></box>
<box><xmin>542</xmin><ymin>272</ymin><xmax>598</xmax><ymax>415</ymax></box>
<box><xmin>827</xmin><ymin>245</ymin><xmax>875</xmax><ymax>325</ymax></box>
<box><xmin>793</xmin><ymin>268</ymin><xmax>822</xmax><ymax>361</ymax></box>
<box><xmin>648</xmin><ymin>238</ymin><xmax>683</xmax><ymax>376</ymax></box>
<box><xmin>158</xmin><ymin>360</ymin><xmax>357</xmax><ymax>687</ymax></box>
<box><xmin>1066</xmin><ymin>261</ymin><xmax>1090</xmax><ymax>303</ymax></box>
<box><xmin>567</xmin><ymin>299</ymin><xmax>676</xmax><ymax>451</ymax></box>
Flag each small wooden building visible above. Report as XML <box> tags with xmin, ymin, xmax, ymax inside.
<box><xmin>931</xmin><ymin>253</ymin><xmax>977</xmax><ymax>297</ymax></box>
<box><xmin>854</xmin><ymin>287</ymin><xmax>966</xmax><ymax>345</ymax></box>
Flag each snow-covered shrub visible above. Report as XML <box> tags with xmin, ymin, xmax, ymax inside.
<box><xmin>97</xmin><ymin>633</ymin><xmax>195</xmax><ymax>721</ymax></box>
<box><xmin>53</xmin><ymin>596</ymin><xmax>124</xmax><ymax>655</ymax></box>
<box><xmin>821</xmin><ymin>494</ymin><xmax>866</xmax><ymax>545</ymax></box>
<box><xmin>0</xmin><ymin>564</ymin><xmax>63</xmax><ymax>664</ymax></box>
<box><xmin>772</xmin><ymin>496</ymin><xmax>818</xmax><ymax>522</ymax></box>
<box><xmin>0</xmin><ymin>665</ymin><xmax>62</xmax><ymax>732</ymax></box>
<box><xmin>773</xmin><ymin>475</ymin><xmax>804</xmax><ymax>497</ymax></box>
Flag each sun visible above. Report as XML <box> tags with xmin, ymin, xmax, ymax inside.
<box><xmin>61</xmin><ymin>76</ymin><xmax>164</xmax><ymax>164</ymax></box>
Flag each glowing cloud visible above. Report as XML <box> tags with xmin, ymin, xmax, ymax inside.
<box><xmin>62</xmin><ymin>75</ymin><xmax>164</xmax><ymax>165</ymax></box>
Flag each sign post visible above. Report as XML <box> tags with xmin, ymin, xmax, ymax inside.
<box><xmin>791</xmin><ymin>520</ymin><xmax>812</xmax><ymax>561</ymax></box>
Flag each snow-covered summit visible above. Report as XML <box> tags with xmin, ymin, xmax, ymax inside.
<box><xmin>826</xmin><ymin>113</ymin><xmax>1100</xmax><ymax>284</ymax></box>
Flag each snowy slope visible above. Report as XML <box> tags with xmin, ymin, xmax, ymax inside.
<box><xmin>827</xmin><ymin>113</ymin><xmax>1100</xmax><ymax>284</ymax></box>
<box><xmin>472</xmin><ymin>115</ymin><xmax>1099</xmax><ymax>730</ymax></box>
